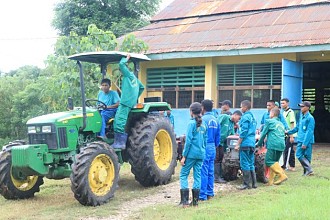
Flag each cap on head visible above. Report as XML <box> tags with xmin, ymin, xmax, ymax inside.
<box><xmin>219</xmin><ymin>100</ymin><xmax>232</xmax><ymax>107</ymax></box>
<box><xmin>298</xmin><ymin>101</ymin><xmax>311</xmax><ymax>108</ymax></box>
<box><xmin>275</xmin><ymin>101</ymin><xmax>280</xmax><ymax>107</ymax></box>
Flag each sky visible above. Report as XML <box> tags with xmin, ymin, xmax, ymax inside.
<box><xmin>0</xmin><ymin>0</ymin><xmax>174</xmax><ymax>73</ymax></box>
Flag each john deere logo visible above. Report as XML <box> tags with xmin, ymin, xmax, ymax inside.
<box><xmin>36</xmin><ymin>127</ymin><xmax>41</xmax><ymax>133</ymax></box>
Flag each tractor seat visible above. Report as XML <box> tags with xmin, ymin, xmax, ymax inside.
<box><xmin>107</xmin><ymin>118</ymin><xmax>114</xmax><ymax>125</ymax></box>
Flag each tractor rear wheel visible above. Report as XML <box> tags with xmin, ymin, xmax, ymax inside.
<box><xmin>70</xmin><ymin>141</ymin><xmax>119</xmax><ymax>206</ymax></box>
<box><xmin>0</xmin><ymin>141</ymin><xmax>44</xmax><ymax>199</ymax></box>
<box><xmin>127</xmin><ymin>114</ymin><xmax>177</xmax><ymax>187</ymax></box>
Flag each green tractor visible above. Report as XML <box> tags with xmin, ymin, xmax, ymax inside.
<box><xmin>0</xmin><ymin>51</ymin><xmax>177</xmax><ymax>206</ymax></box>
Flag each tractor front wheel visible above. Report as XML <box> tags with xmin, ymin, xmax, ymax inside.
<box><xmin>0</xmin><ymin>141</ymin><xmax>44</xmax><ymax>199</ymax></box>
<box><xmin>70</xmin><ymin>142</ymin><xmax>119</xmax><ymax>206</ymax></box>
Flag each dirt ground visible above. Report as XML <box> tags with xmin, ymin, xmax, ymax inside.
<box><xmin>86</xmin><ymin>177</ymin><xmax>236</xmax><ymax>220</ymax></box>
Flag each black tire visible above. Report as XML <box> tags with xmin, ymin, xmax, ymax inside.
<box><xmin>70</xmin><ymin>141</ymin><xmax>119</xmax><ymax>206</ymax></box>
<box><xmin>127</xmin><ymin>114</ymin><xmax>177</xmax><ymax>187</ymax></box>
<box><xmin>255</xmin><ymin>153</ymin><xmax>268</xmax><ymax>183</ymax></box>
<box><xmin>222</xmin><ymin>158</ymin><xmax>239</xmax><ymax>181</ymax></box>
<box><xmin>0</xmin><ymin>141</ymin><xmax>44</xmax><ymax>199</ymax></box>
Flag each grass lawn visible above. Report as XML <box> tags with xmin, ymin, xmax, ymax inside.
<box><xmin>139</xmin><ymin>145</ymin><xmax>330</xmax><ymax>220</ymax></box>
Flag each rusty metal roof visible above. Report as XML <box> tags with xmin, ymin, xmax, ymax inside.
<box><xmin>152</xmin><ymin>0</ymin><xmax>328</xmax><ymax>21</ymax></box>
<box><xmin>132</xmin><ymin>0</ymin><xmax>330</xmax><ymax>55</ymax></box>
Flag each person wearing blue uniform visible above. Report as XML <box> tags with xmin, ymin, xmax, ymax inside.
<box><xmin>235</xmin><ymin>100</ymin><xmax>257</xmax><ymax>190</ymax></box>
<box><xmin>97</xmin><ymin>78</ymin><xmax>120</xmax><ymax>138</ymax></box>
<box><xmin>219</xmin><ymin>100</ymin><xmax>232</xmax><ymax>115</ymax></box>
<box><xmin>180</xmin><ymin>102</ymin><xmax>207</xmax><ymax>207</ymax></box>
<box><xmin>199</xmin><ymin>100</ymin><xmax>220</xmax><ymax>200</ymax></box>
<box><xmin>260</xmin><ymin>100</ymin><xmax>289</xmax><ymax>131</ymax></box>
<box><xmin>164</xmin><ymin>110</ymin><xmax>175</xmax><ymax>129</ymax></box>
<box><xmin>287</xmin><ymin>101</ymin><xmax>315</xmax><ymax>176</ymax></box>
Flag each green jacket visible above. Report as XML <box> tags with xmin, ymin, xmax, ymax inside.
<box><xmin>119</xmin><ymin>57</ymin><xmax>145</xmax><ymax>108</ymax></box>
<box><xmin>217</xmin><ymin>114</ymin><xmax>235</xmax><ymax>147</ymax></box>
<box><xmin>257</xmin><ymin>117</ymin><xmax>285</xmax><ymax>151</ymax></box>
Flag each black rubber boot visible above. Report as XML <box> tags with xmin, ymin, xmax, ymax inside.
<box><xmin>299</xmin><ymin>158</ymin><xmax>313</xmax><ymax>176</ymax></box>
<box><xmin>237</xmin><ymin>170</ymin><xmax>251</xmax><ymax>190</ymax></box>
<box><xmin>179</xmin><ymin>189</ymin><xmax>189</xmax><ymax>208</ymax></box>
<box><xmin>218</xmin><ymin>163</ymin><xmax>227</xmax><ymax>183</ymax></box>
<box><xmin>251</xmin><ymin>170</ymin><xmax>257</xmax><ymax>188</ymax></box>
<box><xmin>214</xmin><ymin>162</ymin><xmax>227</xmax><ymax>183</ymax></box>
<box><xmin>191</xmin><ymin>188</ymin><xmax>200</xmax><ymax>207</ymax></box>
<box><xmin>112</xmin><ymin>132</ymin><xmax>128</xmax><ymax>149</ymax></box>
<box><xmin>214</xmin><ymin>162</ymin><xmax>220</xmax><ymax>183</ymax></box>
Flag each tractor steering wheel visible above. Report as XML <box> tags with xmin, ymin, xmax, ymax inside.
<box><xmin>85</xmin><ymin>99</ymin><xmax>107</xmax><ymax>110</ymax></box>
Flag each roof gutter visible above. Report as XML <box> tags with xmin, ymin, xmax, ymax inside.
<box><xmin>147</xmin><ymin>44</ymin><xmax>330</xmax><ymax>60</ymax></box>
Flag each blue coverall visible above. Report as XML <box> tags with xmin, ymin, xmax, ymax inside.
<box><xmin>239</xmin><ymin>111</ymin><xmax>257</xmax><ymax>171</ymax></box>
<box><xmin>288</xmin><ymin>111</ymin><xmax>315</xmax><ymax>161</ymax></box>
<box><xmin>180</xmin><ymin>119</ymin><xmax>207</xmax><ymax>189</ymax></box>
<box><xmin>199</xmin><ymin>112</ymin><xmax>220</xmax><ymax>200</ymax></box>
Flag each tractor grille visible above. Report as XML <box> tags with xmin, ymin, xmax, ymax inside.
<box><xmin>29</xmin><ymin>132</ymin><xmax>57</xmax><ymax>150</ymax></box>
<box><xmin>58</xmin><ymin>127</ymin><xmax>68</xmax><ymax>148</ymax></box>
<box><xmin>28</xmin><ymin>125</ymin><xmax>68</xmax><ymax>149</ymax></box>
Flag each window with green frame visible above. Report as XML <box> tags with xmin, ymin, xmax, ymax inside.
<box><xmin>147</xmin><ymin>66</ymin><xmax>205</xmax><ymax>108</ymax></box>
<box><xmin>218</xmin><ymin>63</ymin><xmax>282</xmax><ymax>108</ymax></box>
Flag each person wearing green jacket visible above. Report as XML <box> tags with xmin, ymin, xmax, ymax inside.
<box><xmin>257</xmin><ymin>107</ymin><xmax>288</xmax><ymax>185</ymax></box>
<box><xmin>112</xmin><ymin>54</ymin><xmax>145</xmax><ymax>149</ymax></box>
<box><xmin>214</xmin><ymin>110</ymin><xmax>242</xmax><ymax>183</ymax></box>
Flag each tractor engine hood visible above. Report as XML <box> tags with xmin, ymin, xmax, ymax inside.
<box><xmin>26</xmin><ymin>108</ymin><xmax>101</xmax><ymax>132</ymax></box>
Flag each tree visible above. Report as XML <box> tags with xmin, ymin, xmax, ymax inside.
<box><xmin>52</xmin><ymin>0</ymin><xmax>161</xmax><ymax>37</ymax></box>
<box><xmin>0</xmin><ymin>24</ymin><xmax>148</xmax><ymax>146</ymax></box>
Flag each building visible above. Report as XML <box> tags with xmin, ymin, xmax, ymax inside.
<box><xmin>132</xmin><ymin>0</ymin><xmax>330</xmax><ymax>141</ymax></box>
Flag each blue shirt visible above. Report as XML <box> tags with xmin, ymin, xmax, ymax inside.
<box><xmin>182</xmin><ymin>118</ymin><xmax>207</xmax><ymax>160</ymax></box>
<box><xmin>164</xmin><ymin>112</ymin><xmax>175</xmax><ymax>128</ymax></box>
<box><xmin>288</xmin><ymin>111</ymin><xmax>315</xmax><ymax>146</ymax></box>
<box><xmin>97</xmin><ymin>90</ymin><xmax>120</xmax><ymax>106</ymax></box>
<box><xmin>239</xmin><ymin>111</ymin><xmax>257</xmax><ymax>147</ymax></box>
<box><xmin>202</xmin><ymin>112</ymin><xmax>220</xmax><ymax>146</ymax></box>
<box><xmin>261</xmin><ymin>111</ymin><xmax>289</xmax><ymax>130</ymax></box>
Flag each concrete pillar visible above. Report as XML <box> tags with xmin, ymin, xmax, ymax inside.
<box><xmin>204</xmin><ymin>57</ymin><xmax>217</xmax><ymax>103</ymax></box>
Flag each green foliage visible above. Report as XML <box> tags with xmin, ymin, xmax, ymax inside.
<box><xmin>0</xmin><ymin>23</ymin><xmax>148</xmax><ymax>143</ymax></box>
<box><xmin>52</xmin><ymin>0</ymin><xmax>161</xmax><ymax>37</ymax></box>
<box><xmin>0</xmin><ymin>67</ymin><xmax>41</xmax><ymax>141</ymax></box>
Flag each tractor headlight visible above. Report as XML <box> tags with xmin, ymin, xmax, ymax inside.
<box><xmin>229</xmin><ymin>139</ymin><xmax>238</xmax><ymax>146</ymax></box>
<box><xmin>28</xmin><ymin>126</ymin><xmax>37</xmax><ymax>134</ymax></box>
<box><xmin>42</xmin><ymin>125</ymin><xmax>52</xmax><ymax>133</ymax></box>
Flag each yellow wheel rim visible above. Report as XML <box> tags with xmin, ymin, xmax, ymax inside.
<box><xmin>11</xmin><ymin>172</ymin><xmax>38</xmax><ymax>191</ymax></box>
<box><xmin>88</xmin><ymin>154</ymin><xmax>115</xmax><ymax>196</ymax></box>
<box><xmin>154</xmin><ymin>129</ymin><xmax>173</xmax><ymax>170</ymax></box>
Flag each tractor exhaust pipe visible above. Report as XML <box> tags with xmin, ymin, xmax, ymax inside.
<box><xmin>77</xmin><ymin>61</ymin><xmax>87</xmax><ymax>131</ymax></box>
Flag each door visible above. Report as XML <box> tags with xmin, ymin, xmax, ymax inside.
<box><xmin>282</xmin><ymin>59</ymin><xmax>303</xmax><ymax>109</ymax></box>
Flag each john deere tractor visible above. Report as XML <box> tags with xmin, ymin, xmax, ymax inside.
<box><xmin>0</xmin><ymin>51</ymin><xmax>177</xmax><ymax>206</ymax></box>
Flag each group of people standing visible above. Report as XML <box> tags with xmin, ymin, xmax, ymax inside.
<box><xmin>179</xmin><ymin>98</ymin><xmax>315</xmax><ymax>208</ymax></box>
